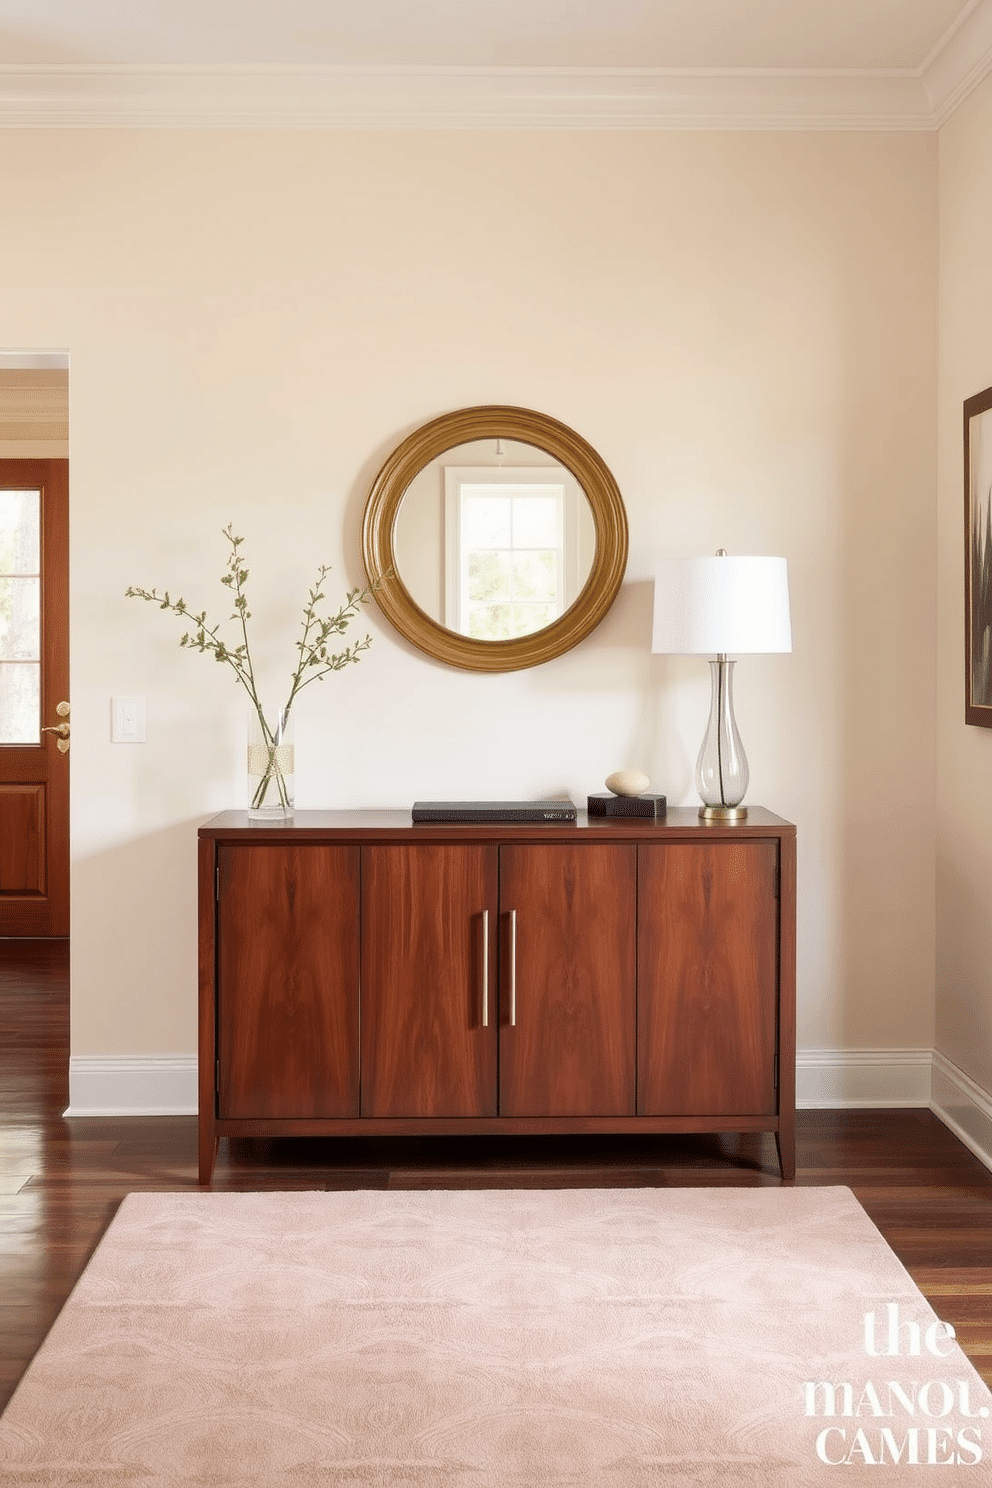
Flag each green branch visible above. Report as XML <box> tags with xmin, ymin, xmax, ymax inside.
<box><xmin>126</xmin><ymin>525</ymin><xmax>388</xmax><ymax>757</ymax></box>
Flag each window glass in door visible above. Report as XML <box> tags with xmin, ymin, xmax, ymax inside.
<box><xmin>0</xmin><ymin>459</ymin><xmax>69</xmax><ymax>937</ymax></box>
<box><xmin>0</xmin><ymin>489</ymin><xmax>41</xmax><ymax>743</ymax></box>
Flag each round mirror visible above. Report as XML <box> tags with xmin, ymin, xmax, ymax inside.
<box><xmin>362</xmin><ymin>406</ymin><xmax>628</xmax><ymax>672</ymax></box>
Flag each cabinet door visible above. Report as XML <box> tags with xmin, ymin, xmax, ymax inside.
<box><xmin>499</xmin><ymin>844</ymin><xmax>636</xmax><ymax>1117</ymax></box>
<box><xmin>217</xmin><ymin>844</ymin><xmax>360</xmax><ymax>1119</ymax></box>
<box><xmin>638</xmin><ymin>841</ymin><xmax>778</xmax><ymax>1116</ymax></box>
<box><xmin>361</xmin><ymin>845</ymin><xmax>497</xmax><ymax>1118</ymax></box>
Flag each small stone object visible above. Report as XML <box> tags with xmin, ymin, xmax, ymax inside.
<box><xmin>605</xmin><ymin>770</ymin><xmax>650</xmax><ymax>798</ymax></box>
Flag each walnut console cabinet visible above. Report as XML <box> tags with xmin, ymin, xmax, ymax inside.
<box><xmin>197</xmin><ymin>808</ymin><xmax>796</xmax><ymax>1184</ymax></box>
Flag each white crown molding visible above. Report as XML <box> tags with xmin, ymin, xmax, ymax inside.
<box><xmin>4</xmin><ymin>1</ymin><xmax>992</xmax><ymax>131</ymax></box>
<box><xmin>921</xmin><ymin>0</ymin><xmax>992</xmax><ymax>125</ymax></box>
<box><xmin>0</xmin><ymin>62</ymin><xmax>947</xmax><ymax>132</ymax></box>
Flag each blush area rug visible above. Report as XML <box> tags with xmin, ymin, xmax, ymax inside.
<box><xmin>1</xmin><ymin>1186</ymin><xmax>991</xmax><ymax>1485</ymax></box>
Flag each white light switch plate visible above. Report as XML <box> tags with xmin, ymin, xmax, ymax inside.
<box><xmin>111</xmin><ymin>695</ymin><xmax>146</xmax><ymax>743</ymax></box>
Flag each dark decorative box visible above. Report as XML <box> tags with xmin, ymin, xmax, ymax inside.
<box><xmin>587</xmin><ymin>792</ymin><xmax>667</xmax><ymax>819</ymax></box>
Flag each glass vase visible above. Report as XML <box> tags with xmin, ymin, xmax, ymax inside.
<box><xmin>247</xmin><ymin>705</ymin><xmax>294</xmax><ymax>819</ymax></box>
<box><xmin>696</xmin><ymin>657</ymin><xmax>749</xmax><ymax>820</ymax></box>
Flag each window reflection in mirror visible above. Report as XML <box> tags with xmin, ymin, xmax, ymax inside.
<box><xmin>393</xmin><ymin>438</ymin><xmax>596</xmax><ymax>639</ymax></box>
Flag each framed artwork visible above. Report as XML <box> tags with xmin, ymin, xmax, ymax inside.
<box><xmin>965</xmin><ymin>387</ymin><xmax>992</xmax><ymax>727</ymax></box>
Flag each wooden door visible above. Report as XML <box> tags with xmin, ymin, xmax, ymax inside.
<box><xmin>216</xmin><ymin>844</ymin><xmax>360</xmax><ymax>1119</ymax></box>
<box><xmin>638</xmin><ymin>841</ymin><xmax>778</xmax><ymax>1116</ymax></box>
<box><xmin>498</xmin><ymin>844</ymin><xmax>636</xmax><ymax>1117</ymax></box>
<box><xmin>361</xmin><ymin>845</ymin><xmax>497</xmax><ymax>1118</ymax></box>
<box><xmin>0</xmin><ymin>460</ymin><xmax>69</xmax><ymax>936</ymax></box>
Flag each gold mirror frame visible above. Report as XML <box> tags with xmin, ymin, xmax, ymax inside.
<box><xmin>362</xmin><ymin>406</ymin><xmax>628</xmax><ymax>672</ymax></box>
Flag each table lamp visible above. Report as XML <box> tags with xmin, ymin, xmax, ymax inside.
<box><xmin>652</xmin><ymin>550</ymin><xmax>792</xmax><ymax>821</ymax></box>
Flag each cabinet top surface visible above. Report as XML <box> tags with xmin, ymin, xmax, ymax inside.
<box><xmin>199</xmin><ymin>806</ymin><xmax>795</xmax><ymax>841</ymax></box>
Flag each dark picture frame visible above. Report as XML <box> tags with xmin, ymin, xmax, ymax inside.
<box><xmin>965</xmin><ymin>387</ymin><xmax>992</xmax><ymax>727</ymax></box>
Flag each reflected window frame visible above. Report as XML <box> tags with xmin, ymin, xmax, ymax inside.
<box><xmin>444</xmin><ymin>466</ymin><xmax>580</xmax><ymax>638</ymax></box>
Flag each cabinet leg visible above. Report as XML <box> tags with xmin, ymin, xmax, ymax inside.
<box><xmin>775</xmin><ymin>1125</ymin><xmax>795</xmax><ymax>1181</ymax></box>
<box><xmin>198</xmin><ymin>1125</ymin><xmax>217</xmax><ymax>1186</ymax></box>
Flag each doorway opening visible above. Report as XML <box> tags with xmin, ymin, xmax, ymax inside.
<box><xmin>0</xmin><ymin>352</ymin><xmax>69</xmax><ymax>938</ymax></box>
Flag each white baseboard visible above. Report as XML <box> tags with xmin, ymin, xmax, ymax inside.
<box><xmin>796</xmin><ymin>1046</ymin><xmax>992</xmax><ymax>1175</ymax></box>
<box><xmin>796</xmin><ymin>1048</ymin><xmax>933</xmax><ymax>1109</ymax></box>
<box><xmin>63</xmin><ymin>1048</ymin><xmax>992</xmax><ymax>1177</ymax></box>
<box><xmin>65</xmin><ymin>1055</ymin><xmax>197</xmax><ymax>1116</ymax></box>
<box><xmin>76</xmin><ymin>1049</ymin><xmax>932</xmax><ymax>1120</ymax></box>
<box><xmin>930</xmin><ymin>1051</ymin><xmax>992</xmax><ymax>1176</ymax></box>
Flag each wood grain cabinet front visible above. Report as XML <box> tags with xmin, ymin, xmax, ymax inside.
<box><xmin>497</xmin><ymin>843</ymin><xmax>636</xmax><ymax>1118</ymax></box>
<box><xmin>360</xmin><ymin>842</ymin><xmax>636</xmax><ymax>1120</ymax></box>
<box><xmin>636</xmin><ymin>841</ymin><xmax>779</xmax><ymax>1118</ymax></box>
<box><xmin>360</xmin><ymin>844</ymin><xmax>498</xmax><ymax>1119</ymax></box>
<box><xmin>198</xmin><ymin>809</ymin><xmax>796</xmax><ymax>1185</ymax></box>
<box><xmin>215</xmin><ymin>843</ymin><xmax>360</xmax><ymax>1121</ymax></box>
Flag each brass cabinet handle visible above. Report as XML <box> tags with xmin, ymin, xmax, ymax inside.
<box><xmin>481</xmin><ymin>909</ymin><xmax>489</xmax><ymax>1028</ymax></box>
<box><xmin>509</xmin><ymin>909</ymin><xmax>517</xmax><ymax>1027</ymax></box>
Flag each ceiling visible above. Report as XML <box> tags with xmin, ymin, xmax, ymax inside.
<box><xmin>1</xmin><ymin>0</ymin><xmax>991</xmax><ymax>128</ymax></box>
<box><xmin>0</xmin><ymin>0</ymin><xmax>974</xmax><ymax>70</ymax></box>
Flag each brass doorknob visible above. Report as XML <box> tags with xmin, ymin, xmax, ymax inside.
<box><xmin>42</xmin><ymin>701</ymin><xmax>70</xmax><ymax>752</ymax></box>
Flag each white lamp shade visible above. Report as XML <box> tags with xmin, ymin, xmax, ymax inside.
<box><xmin>652</xmin><ymin>555</ymin><xmax>792</xmax><ymax>655</ymax></box>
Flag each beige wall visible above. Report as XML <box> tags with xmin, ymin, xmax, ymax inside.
<box><xmin>937</xmin><ymin>77</ymin><xmax>992</xmax><ymax>1094</ymax></box>
<box><xmin>0</xmin><ymin>129</ymin><xmax>937</xmax><ymax>1065</ymax></box>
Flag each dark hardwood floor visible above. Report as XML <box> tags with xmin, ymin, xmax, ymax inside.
<box><xmin>2</xmin><ymin>936</ymin><xmax>992</xmax><ymax>1414</ymax></box>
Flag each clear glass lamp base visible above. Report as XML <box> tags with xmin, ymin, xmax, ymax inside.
<box><xmin>696</xmin><ymin>657</ymin><xmax>749</xmax><ymax>822</ymax></box>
